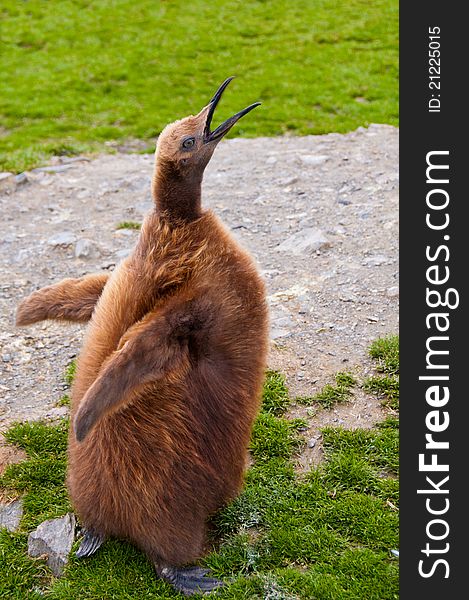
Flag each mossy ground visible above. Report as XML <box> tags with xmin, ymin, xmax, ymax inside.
<box><xmin>0</xmin><ymin>0</ymin><xmax>398</xmax><ymax>172</ymax></box>
<box><xmin>0</xmin><ymin>336</ymin><xmax>399</xmax><ymax>599</ymax></box>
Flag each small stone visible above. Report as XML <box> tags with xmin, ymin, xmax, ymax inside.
<box><xmin>15</xmin><ymin>172</ymin><xmax>28</xmax><ymax>185</ymax></box>
<box><xmin>31</xmin><ymin>165</ymin><xmax>75</xmax><ymax>173</ymax></box>
<box><xmin>307</xmin><ymin>438</ymin><xmax>317</xmax><ymax>448</ymax></box>
<box><xmin>276</xmin><ymin>228</ymin><xmax>331</xmax><ymax>255</ymax></box>
<box><xmin>387</xmin><ymin>286</ymin><xmax>399</xmax><ymax>298</ymax></box>
<box><xmin>362</xmin><ymin>255</ymin><xmax>389</xmax><ymax>267</ymax></box>
<box><xmin>74</xmin><ymin>238</ymin><xmax>101</xmax><ymax>259</ymax></box>
<box><xmin>28</xmin><ymin>513</ymin><xmax>76</xmax><ymax>577</ymax></box>
<box><xmin>115</xmin><ymin>248</ymin><xmax>132</xmax><ymax>259</ymax></box>
<box><xmin>0</xmin><ymin>499</ymin><xmax>23</xmax><ymax>532</ymax></box>
<box><xmin>0</xmin><ymin>172</ymin><xmax>13</xmax><ymax>181</ymax></box>
<box><xmin>339</xmin><ymin>293</ymin><xmax>357</xmax><ymax>303</ymax></box>
<box><xmin>299</xmin><ymin>155</ymin><xmax>330</xmax><ymax>166</ymax></box>
<box><xmin>47</xmin><ymin>232</ymin><xmax>76</xmax><ymax>247</ymax></box>
<box><xmin>270</xmin><ymin>328</ymin><xmax>291</xmax><ymax>340</ymax></box>
<box><xmin>277</xmin><ymin>176</ymin><xmax>298</xmax><ymax>187</ymax></box>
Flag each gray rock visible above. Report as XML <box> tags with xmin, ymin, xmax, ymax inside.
<box><xmin>115</xmin><ymin>248</ymin><xmax>132</xmax><ymax>259</ymax></box>
<box><xmin>15</xmin><ymin>172</ymin><xmax>28</xmax><ymax>185</ymax></box>
<box><xmin>28</xmin><ymin>513</ymin><xmax>76</xmax><ymax>577</ymax></box>
<box><xmin>386</xmin><ymin>286</ymin><xmax>399</xmax><ymax>298</ymax></box>
<box><xmin>31</xmin><ymin>165</ymin><xmax>74</xmax><ymax>174</ymax></box>
<box><xmin>0</xmin><ymin>499</ymin><xmax>23</xmax><ymax>532</ymax></box>
<box><xmin>0</xmin><ymin>172</ymin><xmax>13</xmax><ymax>181</ymax></box>
<box><xmin>276</xmin><ymin>228</ymin><xmax>331</xmax><ymax>255</ymax></box>
<box><xmin>362</xmin><ymin>255</ymin><xmax>389</xmax><ymax>267</ymax></box>
<box><xmin>277</xmin><ymin>176</ymin><xmax>298</xmax><ymax>187</ymax></box>
<box><xmin>47</xmin><ymin>232</ymin><xmax>77</xmax><ymax>246</ymax></box>
<box><xmin>271</xmin><ymin>327</ymin><xmax>291</xmax><ymax>340</ymax></box>
<box><xmin>299</xmin><ymin>155</ymin><xmax>330</xmax><ymax>166</ymax></box>
<box><xmin>75</xmin><ymin>238</ymin><xmax>101</xmax><ymax>259</ymax></box>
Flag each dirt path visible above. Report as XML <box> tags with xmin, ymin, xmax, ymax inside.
<box><xmin>0</xmin><ymin>125</ymin><xmax>398</xmax><ymax>466</ymax></box>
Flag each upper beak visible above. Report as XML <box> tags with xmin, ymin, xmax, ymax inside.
<box><xmin>203</xmin><ymin>77</ymin><xmax>261</xmax><ymax>144</ymax></box>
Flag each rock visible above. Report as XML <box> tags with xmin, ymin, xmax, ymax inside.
<box><xmin>271</xmin><ymin>327</ymin><xmax>291</xmax><ymax>340</ymax></box>
<box><xmin>386</xmin><ymin>286</ymin><xmax>399</xmax><ymax>298</ymax></box>
<box><xmin>276</xmin><ymin>228</ymin><xmax>331</xmax><ymax>255</ymax></box>
<box><xmin>0</xmin><ymin>499</ymin><xmax>23</xmax><ymax>532</ymax></box>
<box><xmin>0</xmin><ymin>172</ymin><xmax>16</xmax><ymax>193</ymax></box>
<box><xmin>307</xmin><ymin>438</ymin><xmax>317</xmax><ymax>448</ymax></box>
<box><xmin>74</xmin><ymin>238</ymin><xmax>101</xmax><ymax>259</ymax></box>
<box><xmin>115</xmin><ymin>248</ymin><xmax>132</xmax><ymax>259</ymax></box>
<box><xmin>28</xmin><ymin>513</ymin><xmax>76</xmax><ymax>577</ymax></box>
<box><xmin>277</xmin><ymin>176</ymin><xmax>298</xmax><ymax>187</ymax></box>
<box><xmin>299</xmin><ymin>155</ymin><xmax>330</xmax><ymax>166</ymax></box>
<box><xmin>31</xmin><ymin>165</ymin><xmax>74</xmax><ymax>174</ymax></box>
<box><xmin>362</xmin><ymin>255</ymin><xmax>389</xmax><ymax>267</ymax></box>
<box><xmin>15</xmin><ymin>172</ymin><xmax>28</xmax><ymax>185</ymax></box>
<box><xmin>47</xmin><ymin>232</ymin><xmax>77</xmax><ymax>247</ymax></box>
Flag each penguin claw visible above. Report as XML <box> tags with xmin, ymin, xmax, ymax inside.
<box><xmin>75</xmin><ymin>530</ymin><xmax>105</xmax><ymax>558</ymax></box>
<box><xmin>158</xmin><ymin>564</ymin><xmax>224</xmax><ymax>596</ymax></box>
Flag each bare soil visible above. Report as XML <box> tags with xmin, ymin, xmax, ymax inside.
<box><xmin>0</xmin><ymin>125</ymin><xmax>398</xmax><ymax>467</ymax></box>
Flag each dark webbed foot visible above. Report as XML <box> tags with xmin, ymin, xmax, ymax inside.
<box><xmin>157</xmin><ymin>564</ymin><xmax>224</xmax><ymax>596</ymax></box>
<box><xmin>75</xmin><ymin>529</ymin><xmax>105</xmax><ymax>558</ymax></box>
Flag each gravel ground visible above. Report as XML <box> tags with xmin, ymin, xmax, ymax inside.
<box><xmin>0</xmin><ymin>124</ymin><xmax>398</xmax><ymax>468</ymax></box>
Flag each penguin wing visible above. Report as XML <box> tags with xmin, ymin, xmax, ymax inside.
<box><xmin>73</xmin><ymin>293</ymin><xmax>213</xmax><ymax>442</ymax></box>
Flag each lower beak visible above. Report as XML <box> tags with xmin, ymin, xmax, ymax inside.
<box><xmin>203</xmin><ymin>77</ymin><xmax>261</xmax><ymax>143</ymax></box>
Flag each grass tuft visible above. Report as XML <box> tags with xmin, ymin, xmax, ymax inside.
<box><xmin>261</xmin><ymin>370</ymin><xmax>290</xmax><ymax>416</ymax></box>
<box><xmin>64</xmin><ymin>360</ymin><xmax>76</xmax><ymax>387</ymax></box>
<box><xmin>364</xmin><ymin>335</ymin><xmax>399</xmax><ymax>410</ymax></box>
<box><xmin>116</xmin><ymin>221</ymin><xmax>141</xmax><ymax>231</ymax></box>
<box><xmin>297</xmin><ymin>372</ymin><xmax>356</xmax><ymax>409</ymax></box>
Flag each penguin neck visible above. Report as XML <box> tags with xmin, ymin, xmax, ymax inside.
<box><xmin>152</xmin><ymin>162</ymin><xmax>203</xmax><ymax>224</ymax></box>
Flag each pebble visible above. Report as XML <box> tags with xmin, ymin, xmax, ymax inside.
<box><xmin>276</xmin><ymin>228</ymin><xmax>331</xmax><ymax>255</ymax></box>
<box><xmin>0</xmin><ymin>499</ymin><xmax>23</xmax><ymax>532</ymax></box>
<box><xmin>15</xmin><ymin>173</ymin><xmax>28</xmax><ymax>185</ymax></box>
<box><xmin>32</xmin><ymin>165</ymin><xmax>75</xmax><ymax>174</ymax></box>
<box><xmin>47</xmin><ymin>231</ymin><xmax>77</xmax><ymax>246</ymax></box>
<box><xmin>299</xmin><ymin>155</ymin><xmax>330</xmax><ymax>166</ymax></box>
<box><xmin>75</xmin><ymin>238</ymin><xmax>101</xmax><ymax>259</ymax></box>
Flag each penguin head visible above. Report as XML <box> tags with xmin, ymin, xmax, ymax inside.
<box><xmin>155</xmin><ymin>77</ymin><xmax>260</xmax><ymax>178</ymax></box>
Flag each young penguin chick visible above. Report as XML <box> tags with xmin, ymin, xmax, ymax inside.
<box><xmin>16</xmin><ymin>77</ymin><xmax>269</xmax><ymax>596</ymax></box>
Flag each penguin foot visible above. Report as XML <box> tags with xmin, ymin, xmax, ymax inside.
<box><xmin>156</xmin><ymin>564</ymin><xmax>224</xmax><ymax>596</ymax></box>
<box><xmin>76</xmin><ymin>529</ymin><xmax>105</xmax><ymax>558</ymax></box>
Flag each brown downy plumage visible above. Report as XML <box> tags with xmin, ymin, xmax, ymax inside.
<box><xmin>16</xmin><ymin>77</ymin><xmax>268</xmax><ymax>596</ymax></box>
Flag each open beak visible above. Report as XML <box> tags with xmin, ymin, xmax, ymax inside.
<box><xmin>203</xmin><ymin>77</ymin><xmax>261</xmax><ymax>144</ymax></box>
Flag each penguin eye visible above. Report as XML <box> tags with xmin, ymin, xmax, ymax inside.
<box><xmin>182</xmin><ymin>137</ymin><xmax>195</xmax><ymax>150</ymax></box>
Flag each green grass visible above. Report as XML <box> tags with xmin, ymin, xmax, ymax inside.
<box><xmin>297</xmin><ymin>372</ymin><xmax>357</xmax><ymax>409</ymax></box>
<box><xmin>363</xmin><ymin>335</ymin><xmax>399</xmax><ymax>411</ymax></box>
<box><xmin>64</xmin><ymin>360</ymin><xmax>76</xmax><ymax>388</ymax></box>
<box><xmin>116</xmin><ymin>221</ymin><xmax>141</xmax><ymax>231</ymax></box>
<box><xmin>0</xmin><ymin>0</ymin><xmax>398</xmax><ymax>172</ymax></box>
<box><xmin>0</xmin><ymin>337</ymin><xmax>399</xmax><ymax>599</ymax></box>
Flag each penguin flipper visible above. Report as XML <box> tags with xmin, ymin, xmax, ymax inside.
<box><xmin>73</xmin><ymin>294</ymin><xmax>212</xmax><ymax>442</ymax></box>
<box><xmin>16</xmin><ymin>273</ymin><xmax>109</xmax><ymax>326</ymax></box>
